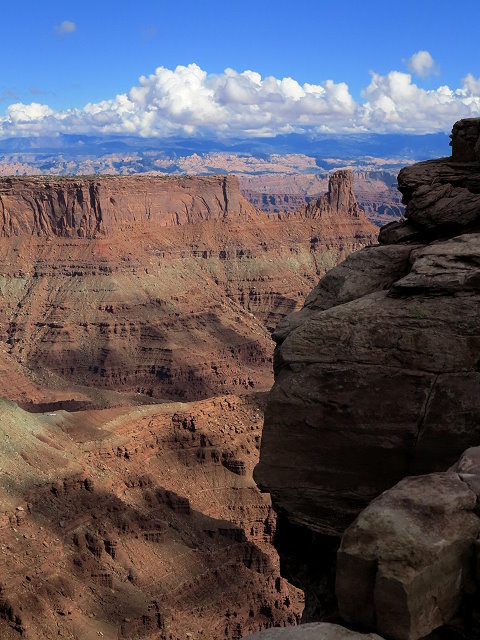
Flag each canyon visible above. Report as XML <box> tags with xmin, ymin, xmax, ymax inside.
<box><xmin>0</xmin><ymin>170</ymin><xmax>376</xmax><ymax>406</ymax></box>
<box><xmin>0</xmin><ymin>169</ymin><xmax>375</xmax><ymax>638</ymax></box>
<box><xmin>1</xmin><ymin>111</ymin><xmax>472</xmax><ymax>640</ymax></box>
<box><xmin>0</xmin><ymin>393</ymin><xmax>303</xmax><ymax>639</ymax></box>
<box><xmin>255</xmin><ymin>117</ymin><xmax>480</xmax><ymax>639</ymax></box>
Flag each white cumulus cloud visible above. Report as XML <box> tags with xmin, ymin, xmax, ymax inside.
<box><xmin>55</xmin><ymin>20</ymin><xmax>76</xmax><ymax>36</ymax></box>
<box><xmin>0</xmin><ymin>63</ymin><xmax>479</xmax><ymax>139</ymax></box>
<box><xmin>360</xmin><ymin>70</ymin><xmax>480</xmax><ymax>133</ymax></box>
<box><xmin>462</xmin><ymin>73</ymin><xmax>480</xmax><ymax>96</ymax></box>
<box><xmin>407</xmin><ymin>50</ymin><xmax>436</xmax><ymax>78</ymax></box>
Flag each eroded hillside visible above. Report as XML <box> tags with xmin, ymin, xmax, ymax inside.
<box><xmin>0</xmin><ymin>394</ymin><xmax>304</xmax><ymax>639</ymax></box>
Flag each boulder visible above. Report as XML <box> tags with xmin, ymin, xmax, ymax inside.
<box><xmin>450</xmin><ymin>118</ymin><xmax>480</xmax><ymax>162</ymax></box>
<box><xmin>390</xmin><ymin>234</ymin><xmax>480</xmax><ymax>295</ymax></box>
<box><xmin>378</xmin><ymin>220</ymin><xmax>422</xmax><ymax>245</ymax></box>
<box><xmin>337</xmin><ymin>465</ymin><xmax>480</xmax><ymax>640</ymax></box>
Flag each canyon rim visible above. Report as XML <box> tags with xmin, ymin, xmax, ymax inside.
<box><xmin>2</xmin><ymin>3</ymin><xmax>480</xmax><ymax>638</ymax></box>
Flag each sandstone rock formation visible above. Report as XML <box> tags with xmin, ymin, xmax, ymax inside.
<box><xmin>241</xmin><ymin>170</ymin><xmax>404</xmax><ymax>226</ymax></box>
<box><xmin>281</xmin><ymin>171</ymin><xmax>362</xmax><ymax>221</ymax></box>
<box><xmin>0</xmin><ymin>171</ymin><xmax>375</xmax><ymax>406</ymax></box>
<box><xmin>254</xmin><ymin>118</ymin><xmax>480</xmax><ymax>628</ymax></box>
<box><xmin>0</xmin><ymin>175</ymin><xmax>255</xmax><ymax>238</ymax></box>
<box><xmin>450</xmin><ymin>117</ymin><xmax>480</xmax><ymax>161</ymax></box>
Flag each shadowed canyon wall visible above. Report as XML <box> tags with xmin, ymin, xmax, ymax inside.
<box><xmin>254</xmin><ymin>118</ymin><xmax>480</xmax><ymax>638</ymax></box>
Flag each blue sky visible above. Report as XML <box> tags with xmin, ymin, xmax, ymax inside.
<box><xmin>1</xmin><ymin>0</ymin><xmax>479</xmax><ymax>138</ymax></box>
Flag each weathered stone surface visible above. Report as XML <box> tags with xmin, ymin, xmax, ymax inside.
<box><xmin>404</xmin><ymin>182</ymin><xmax>480</xmax><ymax>230</ymax></box>
<box><xmin>452</xmin><ymin>447</ymin><xmax>480</xmax><ymax>494</ymax></box>
<box><xmin>397</xmin><ymin>158</ymin><xmax>480</xmax><ymax>205</ymax></box>
<box><xmin>257</xmin><ymin>285</ymin><xmax>480</xmax><ymax>538</ymax></box>
<box><xmin>273</xmin><ymin>243</ymin><xmax>417</xmax><ymax>342</ymax></box>
<box><xmin>391</xmin><ymin>234</ymin><xmax>480</xmax><ymax>294</ymax></box>
<box><xmin>378</xmin><ymin>220</ymin><xmax>422</xmax><ymax>245</ymax></box>
<box><xmin>244</xmin><ymin>622</ymin><xmax>385</xmax><ymax>640</ymax></box>
<box><xmin>337</xmin><ymin>460</ymin><xmax>480</xmax><ymax>640</ymax></box>
<box><xmin>254</xmin><ymin>118</ymin><xmax>480</xmax><ymax>626</ymax></box>
<box><xmin>450</xmin><ymin>117</ymin><xmax>480</xmax><ymax>162</ymax></box>
<box><xmin>397</xmin><ymin>132</ymin><xmax>480</xmax><ymax>231</ymax></box>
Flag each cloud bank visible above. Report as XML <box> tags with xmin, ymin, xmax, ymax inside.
<box><xmin>1</xmin><ymin>58</ymin><xmax>479</xmax><ymax>139</ymax></box>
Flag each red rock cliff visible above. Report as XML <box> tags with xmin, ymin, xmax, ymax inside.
<box><xmin>0</xmin><ymin>171</ymin><xmax>375</xmax><ymax>406</ymax></box>
<box><xmin>0</xmin><ymin>175</ymin><xmax>256</xmax><ymax>238</ymax></box>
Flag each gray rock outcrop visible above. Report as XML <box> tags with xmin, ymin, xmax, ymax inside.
<box><xmin>337</xmin><ymin>450</ymin><xmax>480</xmax><ymax>639</ymax></box>
<box><xmin>254</xmin><ymin>117</ymin><xmax>480</xmax><ymax>631</ymax></box>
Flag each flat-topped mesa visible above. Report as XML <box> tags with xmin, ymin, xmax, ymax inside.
<box><xmin>0</xmin><ymin>174</ymin><xmax>257</xmax><ymax>238</ymax></box>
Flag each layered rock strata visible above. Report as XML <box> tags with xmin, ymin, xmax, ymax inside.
<box><xmin>241</xmin><ymin>170</ymin><xmax>405</xmax><ymax>227</ymax></box>
<box><xmin>0</xmin><ymin>394</ymin><xmax>303</xmax><ymax>639</ymax></box>
<box><xmin>265</xmin><ymin>171</ymin><xmax>362</xmax><ymax>221</ymax></box>
<box><xmin>254</xmin><ymin>118</ymin><xmax>480</xmax><ymax>626</ymax></box>
<box><xmin>0</xmin><ymin>175</ymin><xmax>255</xmax><ymax>238</ymax></box>
<box><xmin>0</xmin><ymin>172</ymin><xmax>376</xmax><ymax>405</ymax></box>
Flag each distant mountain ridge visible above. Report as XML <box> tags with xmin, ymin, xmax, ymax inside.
<box><xmin>0</xmin><ymin>131</ymin><xmax>450</xmax><ymax>160</ymax></box>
